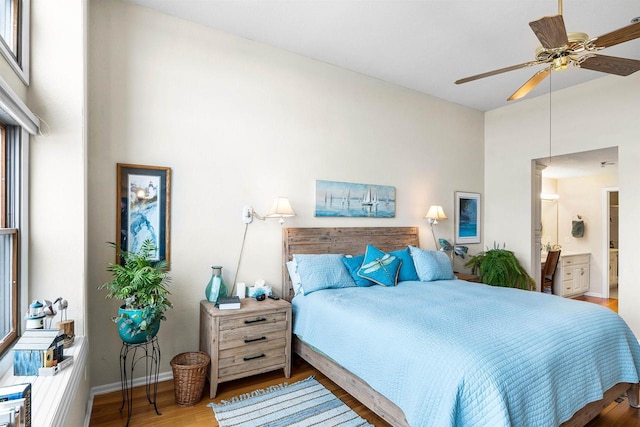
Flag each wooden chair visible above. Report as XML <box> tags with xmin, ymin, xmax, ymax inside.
<box><xmin>541</xmin><ymin>250</ymin><xmax>561</xmax><ymax>293</ymax></box>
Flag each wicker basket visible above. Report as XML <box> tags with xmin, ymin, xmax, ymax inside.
<box><xmin>170</xmin><ymin>351</ymin><xmax>210</xmax><ymax>407</ymax></box>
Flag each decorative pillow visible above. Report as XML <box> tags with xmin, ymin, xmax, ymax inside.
<box><xmin>286</xmin><ymin>260</ymin><xmax>304</xmax><ymax>296</ymax></box>
<box><xmin>409</xmin><ymin>245</ymin><xmax>455</xmax><ymax>282</ymax></box>
<box><xmin>293</xmin><ymin>254</ymin><xmax>356</xmax><ymax>294</ymax></box>
<box><xmin>342</xmin><ymin>255</ymin><xmax>375</xmax><ymax>287</ymax></box>
<box><xmin>390</xmin><ymin>247</ymin><xmax>419</xmax><ymax>282</ymax></box>
<box><xmin>357</xmin><ymin>245</ymin><xmax>402</xmax><ymax>287</ymax></box>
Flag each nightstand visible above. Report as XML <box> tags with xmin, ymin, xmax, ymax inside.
<box><xmin>199</xmin><ymin>298</ymin><xmax>292</xmax><ymax>398</ymax></box>
<box><xmin>455</xmin><ymin>272</ymin><xmax>480</xmax><ymax>283</ymax></box>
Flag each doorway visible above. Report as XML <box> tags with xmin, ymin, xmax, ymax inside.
<box><xmin>603</xmin><ymin>188</ymin><xmax>619</xmax><ymax>299</ymax></box>
<box><xmin>533</xmin><ymin>147</ymin><xmax>618</xmax><ymax>299</ymax></box>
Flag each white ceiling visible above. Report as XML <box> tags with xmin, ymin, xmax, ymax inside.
<box><xmin>122</xmin><ymin>0</ymin><xmax>631</xmax><ymax>178</ymax></box>
<box><xmin>124</xmin><ymin>0</ymin><xmax>640</xmax><ymax>112</ymax></box>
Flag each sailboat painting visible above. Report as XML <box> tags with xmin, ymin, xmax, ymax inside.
<box><xmin>315</xmin><ymin>180</ymin><xmax>395</xmax><ymax>218</ymax></box>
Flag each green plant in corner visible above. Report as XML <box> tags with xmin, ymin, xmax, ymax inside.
<box><xmin>464</xmin><ymin>242</ymin><xmax>535</xmax><ymax>290</ymax></box>
<box><xmin>98</xmin><ymin>239</ymin><xmax>173</xmax><ymax>343</ymax></box>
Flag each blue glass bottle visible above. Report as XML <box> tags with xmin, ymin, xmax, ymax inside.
<box><xmin>205</xmin><ymin>266</ymin><xmax>228</xmax><ymax>303</ymax></box>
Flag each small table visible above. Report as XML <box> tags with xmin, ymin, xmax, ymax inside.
<box><xmin>119</xmin><ymin>336</ymin><xmax>161</xmax><ymax>426</ymax></box>
<box><xmin>199</xmin><ymin>298</ymin><xmax>292</xmax><ymax>398</ymax></box>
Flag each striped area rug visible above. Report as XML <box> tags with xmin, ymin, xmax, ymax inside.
<box><xmin>209</xmin><ymin>376</ymin><xmax>373</xmax><ymax>427</ymax></box>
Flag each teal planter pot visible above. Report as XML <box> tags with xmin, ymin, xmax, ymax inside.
<box><xmin>117</xmin><ymin>305</ymin><xmax>160</xmax><ymax>344</ymax></box>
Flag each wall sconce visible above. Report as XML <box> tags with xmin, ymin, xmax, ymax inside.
<box><xmin>242</xmin><ymin>197</ymin><xmax>296</xmax><ymax>225</ymax></box>
<box><xmin>425</xmin><ymin>205</ymin><xmax>447</xmax><ymax>249</ymax></box>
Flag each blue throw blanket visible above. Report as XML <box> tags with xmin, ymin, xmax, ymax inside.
<box><xmin>292</xmin><ymin>280</ymin><xmax>640</xmax><ymax>426</ymax></box>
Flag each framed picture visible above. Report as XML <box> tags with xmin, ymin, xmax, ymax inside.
<box><xmin>117</xmin><ymin>164</ymin><xmax>171</xmax><ymax>264</ymax></box>
<box><xmin>315</xmin><ymin>179</ymin><xmax>396</xmax><ymax>218</ymax></box>
<box><xmin>455</xmin><ymin>191</ymin><xmax>480</xmax><ymax>244</ymax></box>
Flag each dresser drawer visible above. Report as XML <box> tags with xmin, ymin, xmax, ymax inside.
<box><xmin>562</xmin><ymin>255</ymin><xmax>589</xmax><ymax>267</ymax></box>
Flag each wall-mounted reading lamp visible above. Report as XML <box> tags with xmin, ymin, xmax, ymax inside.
<box><xmin>425</xmin><ymin>205</ymin><xmax>447</xmax><ymax>249</ymax></box>
<box><xmin>242</xmin><ymin>197</ymin><xmax>296</xmax><ymax>225</ymax></box>
<box><xmin>234</xmin><ymin>197</ymin><xmax>296</xmax><ymax>296</ymax></box>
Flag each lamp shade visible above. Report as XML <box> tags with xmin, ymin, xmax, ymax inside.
<box><xmin>425</xmin><ymin>205</ymin><xmax>447</xmax><ymax>221</ymax></box>
<box><xmin>266</xmin><ymin>197</ymin><xmax>296</xmax><ymax>219</ymax></box>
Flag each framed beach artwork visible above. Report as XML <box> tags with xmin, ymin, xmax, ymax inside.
<box><xmin>315</xmin><ymin>180</ymin><xmax>395</xmax><ymax>218</ymax></box>
<box><xmin>117</xmin><ymin>164</ymin><xmax>171</xmax><ymax>264</ymax></box>
<box><xmin>455</xmin><ymin>191</ymin><xmax>480</xmax><ymax>244</ymax></box>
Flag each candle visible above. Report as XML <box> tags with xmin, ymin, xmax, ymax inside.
<box><xmin>236</xmin><ymin>282</ymin><xmax>246</xmax><ymax>299</ymax></box>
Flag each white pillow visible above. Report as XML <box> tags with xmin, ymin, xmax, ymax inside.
<box><xmin>286</xmin><ymin>260</ymin><xmax>304</xmax><ymax>296</ymax></box>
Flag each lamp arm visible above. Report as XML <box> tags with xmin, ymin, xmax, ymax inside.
<box><xmin>429</xmin><ymin>221</ymin><xmax>440</xmax><ymax>250</ymax></box>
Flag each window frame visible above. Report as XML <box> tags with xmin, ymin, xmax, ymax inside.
<box><xmin>0</xmin><ymin>122</ymin><xmax>19</xmax><ymax>356</ymax></box>
<box><xmin>0</xmin><ymin>0</ymin><xmax>30</xmax><ymax>85</ymax></box>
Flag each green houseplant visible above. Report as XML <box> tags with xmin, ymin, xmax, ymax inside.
<box><xmin>464</xmin><ymin>243</ymin><xmax>535</xmax><ymax>290</ymax></box>
<box><xmin>99</xmin><ymin>239</ymin><xmax>173</xmax><ymax>343</ymax></box>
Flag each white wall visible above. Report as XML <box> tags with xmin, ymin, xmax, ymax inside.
<box><xmin>87</xmin><ymin>1</ymin><xmax>484</xmax><ymax>387</ymax></box>
<box><xmin>485</xmin><ymin>72</ymin><xmax>640</xmax><ymax>335</ymax></box>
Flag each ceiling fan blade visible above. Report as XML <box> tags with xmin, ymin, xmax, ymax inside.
<box><xmin>529</xmin><ymin>15</ymin><xmax>569</xmax><ymax>49</ymax></box>
<box><xmin>592</xmin><ymin>21</ymin><xmax>640</xmax><ymax>48</ymax></box>
<box><xmin>507</xmin><ymin>68</ymin><xmax>551</xmax><ymax>101</ymax></box>
<box><xmin>455</xmin><ymin>61</ymin><xmax>540</xmax><ymax>85</ymax></box>
<box><xmin>579</xmin><ymin>54</ymin><xmax>640</xmax><ymax>76</ymax></box>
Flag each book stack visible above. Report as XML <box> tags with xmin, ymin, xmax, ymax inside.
<box><xmin>0</xmin><ymin>383</ymin><xmax>31</xmax><ymax>427</ymax></box>
<box><xmin>215</xmin><ymin>296</ymin><xmax>241</xmax><ymax>310</ymax></box>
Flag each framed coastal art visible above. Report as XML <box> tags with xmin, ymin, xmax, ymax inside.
<box><xmin>455</xmin><ymin>191</ymin><xmax>480</xmax><ymax>244</ymax></box>
<box><xmin>117</xmin><ymin>164</ymin><xmax>171</xmax><ymax>264</ymax></box>
<box><xmin>315</xmin><ymin>180</ymin><xmax>395</xmax><ymax>218</ymax></box>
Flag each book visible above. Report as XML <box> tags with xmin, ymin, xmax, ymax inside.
<box><xmin>215</xmin><ymin>296</ymin><xmax>241</xmax><ymax>310</ymax></box>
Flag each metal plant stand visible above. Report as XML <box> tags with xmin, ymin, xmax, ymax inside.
<box><xmin>119</xmin><ymin>336</ymin><xmax>161</xmax><ymax>426</ymax></box>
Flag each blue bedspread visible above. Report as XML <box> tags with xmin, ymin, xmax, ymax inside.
<box><xmin>292</xmin><ymin>280</ymin><xmax>640</xmax><ymax>426</ymax></box>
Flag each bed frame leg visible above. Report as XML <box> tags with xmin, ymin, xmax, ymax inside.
<box><xmin>628</xmin><ymin>383</ymin><xmax>640</xmax><ymax>408</ymax></box>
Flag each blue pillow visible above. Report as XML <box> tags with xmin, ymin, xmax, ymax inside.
<box><xmin>357</xmin><ymin>245</ymin><xmax>402</xmax><ymax>287</ymax></box>
<box><xmin>342</xmin><ymin>255</ymin><xmax>375</xmax><ymax>287</ymax></box>
<box><xmin>409</xmin><ymin>246</ymin><xmax>455</xmax><ymax>281</ymax></box>
<box><xmin>294</xmin><ymin>254</ymin><xmax>356</xmax><ymax>294</ymax></box>
<box><xmin>390</xmin><ymin>247</ymin><xmax>419</xmax><ymax>282</ymax></box>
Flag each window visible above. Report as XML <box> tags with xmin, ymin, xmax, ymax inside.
<box><xmin>0</xmin><ymin>122</ymin><xmax>20</xmax><ymax>356</ymax></box>
<box><xmin>0</xmin><ymin>0</ymin><xmax>29</xmax><ymax>84</ymax></box>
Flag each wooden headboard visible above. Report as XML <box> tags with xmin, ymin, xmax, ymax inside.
<box><xmin>282</xmin><ymin>227</ymin><xmax>420</xmax><ymax>301</ymax></box>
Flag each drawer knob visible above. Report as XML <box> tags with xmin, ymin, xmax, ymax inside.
<box><xmin>244</xmin><ymin>336</ymin><xmax>267</xmax><ymax>343</ymax></box>
<box><xmin>243</xmin><ymin>354</ymin><xmax>265</xmax><ymax>361</ymax></box>
<box><xmin>244</xmin><ymin>317</ymin><xmax>267</xmax><ymax>324</ymax></box>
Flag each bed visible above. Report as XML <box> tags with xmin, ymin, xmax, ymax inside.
<box><xmin>281</xmin><ymin>227</ymin><xmax>640</xmax><ymax>427</ymax></box>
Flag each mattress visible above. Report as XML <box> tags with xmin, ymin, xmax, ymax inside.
<box><xmin>292</xmin><ymin>279</ymin><xmax>640</xmax><ymax>427</ymax></box>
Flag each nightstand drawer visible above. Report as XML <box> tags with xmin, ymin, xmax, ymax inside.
<box><xmin>218</xmin><ymin>348</ymin><xmax>286</xmax><ymax>379</ymax></box>
<box><xmin>219</xmin><ymin>311</ymin><xmax>287</xmax><ymax>331</ymax></box>
<box><xmin>219</xmin><ymin>329</ymin><xmax>287</xmax><ymax>351</ymax></box>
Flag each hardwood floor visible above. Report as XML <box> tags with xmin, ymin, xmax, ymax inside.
<box><xmin>90</xmin><ymin>296</ymin><xmax>638</xmax><ymax>426</ymax></box>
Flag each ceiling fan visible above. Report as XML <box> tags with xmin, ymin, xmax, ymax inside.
<box><xmin>455</xmin><ymin>0</ymin><xmax>640</xmax><ymax>101</ymax></box>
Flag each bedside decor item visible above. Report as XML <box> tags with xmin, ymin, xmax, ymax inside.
<box><xmin>205</xmin><ymin>266</ymin><xmax>228</xmax><ymax>303</ymax></box>
<box><xmin>215</xmin><ymin>296</ymin><xmax>240</xmax><ymax>310</ymax></box>
<box><xmin>117</xmin><ymin>163</ymin><xmax>171</xmax><ymax>265</ymax></box>
<box><xmin>99</xmin><ymin>239</ymin><xmax>173</xmax><ymax>344</ymax></box>
<box><xmin>209</xmin><ymin>376</ymin><xmax>372</xmax><ymax>427</ymax></box>
<box><xmin>315</xmin><ymin>179</ymin><xmax>395</xmax><ymax>218</ymax></box>
<box><xmin>455</xmin><ymin>191</ymin><xmax>480</xmax><ymax>244</ymax></box>
<box><xmin>464</xmin><ymin>242</ymin><xmax>535</xmax><ymax>290</ymax></box>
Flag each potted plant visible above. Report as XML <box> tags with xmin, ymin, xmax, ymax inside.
<box><xmin>464</xmin><ymin>242</ymin><xmax>535</xmax><ymax>290</ymax></box>
<box><xmin>99</xmin><ymin>239</ymin><xmax>173</xmax><ymax>343</ymax></box>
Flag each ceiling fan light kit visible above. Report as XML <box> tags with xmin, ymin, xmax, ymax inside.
<box><xmin>455</xmin><ymin>0</ymin><xmax>640</xmax><ymax>101</ymax></box>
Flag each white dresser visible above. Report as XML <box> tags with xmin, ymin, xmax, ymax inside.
<box><xmin>553</xmin><ymin>252</ymin><xmax>590</xmax><ymax>297</ymax></box>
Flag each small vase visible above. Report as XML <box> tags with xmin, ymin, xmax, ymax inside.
<box><xmin>205</xmin><ymin>266</ymin><xmax>228</xmax><ymax>303</ymax></box>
